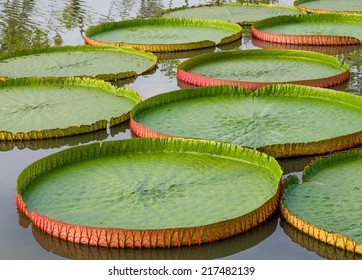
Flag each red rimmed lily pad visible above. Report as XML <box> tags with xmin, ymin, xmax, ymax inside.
<box><xmin>252</xmin><ymin>14</ymin><xmax>362</xmax><ymax>45</ymax></box>
<box><xmin>16</xmin><ymin>138</ymin><xmax>282</xmax><ymax>248</ymax></box>
<box><xmin>130</xmin><ymin>84</ymin><xmax>362</xmax><ymax>158</ymax></box>
<box><xmin>295</xmin><ymin>0</ymin><xmax>362</xmax><ymax>15</ymax></box>
<box><xmin>177</xmin><ymin>49</ymin><xmax>350</xmax><ymax>90</ymax></box>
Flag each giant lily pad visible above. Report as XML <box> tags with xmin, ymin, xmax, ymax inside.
<box><xmin>281</xmin><ymin>149</ymin><xmax>362</xmax><ymax>255</ymax></box>
<box><xmin>16</xmin><ymin>138</ymin><xmax>282</xmax><ymax>248</ymax></box>
<box><xmin>252</xmin><ymin>14</ymin><xmax>362</xmax><ymax>45</ymax></box>
<box><xmin>130</xmin><ymin>84</ymin><xmax>362</xmax><ymax>158</ymax></box>
<box><xmin>295</xmin><ymin>0</ymin><xmax>362</xmax><ymax>14</ymax></box>
<box><xmin>0</xmin><ymin>78</ymin><xmax>140</xmax><ymax>141</ymax></box>
<box><xmin>0</xmin><ymin>46</ymin><xmax>157</xmax><ymax>81</ymax></box>
<box><xmin>159</xmin><ymin>3</ymin><xmax>300</xmax><ymax>25</ymax></box>
<box><xmin>84</xmin><ymin>18</ymin><xmax>242</xmax><ymax>52</ymax></box>
<box><xmin>177</xmin><ymin>49</ymin><xmax>350</xmax><ymax>90</ymax></box>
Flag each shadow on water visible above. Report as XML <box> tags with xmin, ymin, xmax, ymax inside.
<box><xmin>280</xmin><ymin>218</ymin><xmax>362</xmax><ymax>260</ymax></box>
<box><xmin>0</xmin><ymin>122</ymin><xmax>129</xmax><ymax>152</ymax></box>
<box><xmin>18</xmin><ymin>209</ymin><xmax>279</xmax><ymax>260</ymax></box>
<box><xmin>252</xmin><ymin>37</ymin><xmax>361</xmax><ymax>56</ymax></box>
<box><xmin>277</xmin><ymin>155</ymin><xmax>317</xmax><ymax>175</ymax></box>
<box><xmin>154</xmin><ymin>39</ymin><xmax>242</xmax><ymax>61</ymax></box>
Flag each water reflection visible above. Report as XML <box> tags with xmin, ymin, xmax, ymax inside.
<box><xmin>18</xmin><ymin>209</ymin><xmax>278</xmax><ymax>260</ymax></box>
<box><xmin>277</xmin><ymin>155</ymin><xmax>317</xmax><ymax>175</ymax></box>
<box><xmin>60</xmin><ymin>0</ymin><xmax>87</xmax><ymax>33</ymax></box>
<box><xmin>0</xmin><ymin>122</ymin><xmax>129</xmax><ymax>152</ymax></box>
<box><xmin>252</xmin><ymin>37</ymin><xmax>361</xmax><ymax>56</ymax></box>
<box><xmin>154</xmin><ymin>40</ymin><xmax>243</xmax><ymax>81</ymax></box>
<box><xmin>155</xmin><ymin>46</ymin><xmax>216</xmax><ymax>61</ymax></box>
<box><xmin>0</xmin><ymin>0</ymin><xmax>50</xmax><ymax>52</ymax></box>
<box><xmin>281</xmin><ymin>219</ymin><xmax>362</xmax><ymax>260</ymax></box>
<box><xmin>0</xmin><ymin>0</ymin><xmax>182</xmax><ymax>52</ymax></box>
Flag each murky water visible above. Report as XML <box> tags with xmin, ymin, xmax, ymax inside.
<box><xmin>0</xmin><ymin>0</ymin><xmax>361</xmax><ymax>260</ymax></box>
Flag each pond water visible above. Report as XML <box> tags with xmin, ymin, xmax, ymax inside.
<box><xmin>0</xmin><ymin>0</ymin><xmax>361</xmax><ymax>260</ymax></box>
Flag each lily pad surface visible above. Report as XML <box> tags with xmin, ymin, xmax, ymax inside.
<box><xmin>281</xmin><ymin>149</ymin><xmax>362</xmax><ymax>255</ymax></box>
<box><xmin>252</xmin><ymin>14</ymin><xmax>362</xmax><ymax>45</ymax></box>
<box><xmin>85</xmin><ymin>18</ymin><xmax>242</xmax><ymax>52</ymax></box>
<box><xmin>16</xmin><ymin>138</ymin><xmax>282</xmax><ymax>248</ymax></box>
<box><xmin>0</xmin><ymin>46</ymin><xmax>157</xmax><ymax>81</ymax></box>
<box><xmin>295</xmin><ymin>0</ymin><xmax>362</xmax><ymax>14</ymax></box>
<box><xmin>0</xmin><ymin>78</ymin><xmax>140</xmax><ymax>141</ymax></box>
<box><xmin>159</xmin><ymin>3</ymin><xmax>300</xmax><ymax>25</ymax></box>
<box><xmin>177</xmin><ymin>49</ymin><xmax>350</xmax><ymax>90</ymax></box>
<box><xmin>130</xmin><ymin>85</ymin><xmax>362</xmax><ymax>158</ymax></box>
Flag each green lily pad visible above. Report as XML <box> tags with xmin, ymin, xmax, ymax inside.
<box><xmin>159</xmin><ymin>3</ymin><xmax>300</xmax><ymax>25</ymax></box>
<box><xmin>177</xmin><ymin>49</ymin><xmax>350</xmax><ymax>90</ymax></box>
<box><xmin>85</xmin><ymin>18</ymin><xmax>242</xmax><ymax>52</ymax></box>
<box><xmin>0</xmin><ymin>46</ymin><xmax>157</xmax><ymax>81</ymax></box>
<box><xmin>0</xmin><ymin>78</ymin><xmax>140</xmax><ymax>141</ymax></box>
<box><xmin>16</xmin><ymin>138</ymin><xmax>282</xmax><ymax>248</ymax></box>
<box><xmin>252</xmin><ymin>14</ymin><xmax>362</xmax><ymax>45</ymax></box>
<box><xmin>295</xmin><ymin>0</ymin><xmax>362</xmax><ymax>14</ymax></box>
<box><xmin>130</xmin><ymin>84</ymin><xmax>362</xmax><ymax>158</ymax></box>
<box><xmin>281</xmin><ymin>149</ymin><xmax>362</xmax><ymax>255</ymax></box>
